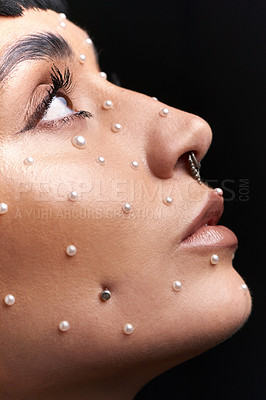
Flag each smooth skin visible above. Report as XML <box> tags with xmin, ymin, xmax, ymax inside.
<box><xmin>0</xmin><ymin>9</ymin><xmax>252</xmax><ymax>400</ymax></box>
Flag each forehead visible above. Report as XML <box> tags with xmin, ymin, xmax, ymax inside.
<box><xmin>0</xmin><ymin>9</ymin><xmax>98</xmax><ymax>69</ymax></box>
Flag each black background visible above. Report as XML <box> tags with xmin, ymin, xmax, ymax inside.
<box><xmin>65</xmin><ymin>1</ymin><xmax>265</xmax><ymax>399</ymax></box>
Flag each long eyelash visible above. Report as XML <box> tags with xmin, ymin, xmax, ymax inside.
<box><xmin>19</xmin><ymin>65</ymin><xmax>92</xmax><ymax>133</ymax></box>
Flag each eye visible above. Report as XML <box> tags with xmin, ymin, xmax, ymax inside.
<box><xmin>42</xmin><ymin>96</ymin><xmax>74</xmax><ymax>121</ymax></box>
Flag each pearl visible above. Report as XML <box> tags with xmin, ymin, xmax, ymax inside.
<box><xmin>96</xmin><ymin>156</ymin><xmax>105</xmax><ymax>165</ymax></box>
<box><xmin>59</xmin><ymin>321</ymin><xmax>70</xmax><ymax>332</ymax></box>
<box><xmin>172</xmin><ymin>281</ymin><xmax>182</xmax><ymax>291</ymax></box>
<box><xmin>0</xmin><ymin>203</ymin><xmax>8</xmax><ymax>214</ymax></box>
<box><xmin>100</xmin><ymin>71</ymin><xmax>107</xmax><ymax>79</ymax></box>
<box><xmin>66</xmin><ymin>245</ymin><xmax>77</xmax><ymax>256</ymax></box>
<box><xmin>4</xmin><ymin>294</ymin><xmax>15</xmax><ymax>306</ymax></box>
<box><xmin>24</xmin><ymin>156</ymin><xmax>34</xmax><ymax>165</ymax></box>
<box><xmin>103</xmin><ymin>100</ymin><xmax>113</xmax><ymax>110</ymax></box>
<box><xmin>111</xmin><ymin>123</ymin><xmax>122</xmax><ymax>133</ymax></box>
<box><xmin>215</xmin><ymin>188</ymin><xmax>223</xmax><ymax>196</ymax></box>
<box><xmin>241</xmin><ymin>283</ymin><xmax>248</xmax><ymax>291</ymax></box>
<box><xmin>152</xmin><ymin>97</ymin><xmax>158</xmax><ymax>101</ymax></box>
<box><xmin>86</xmin><ymin>38</ymin><xmax>93</xmax><ymax>45</ymax></box>
<box><xmin>130</xmin><ymin>161</ymin><xmax>139</xmax><ymax>170</ymax></box>
<box><xmin>71</xmin><ymin>135</ymin><xmax>87</xmax><ymax>149</ymax></box>
<box><xmin>163</xmin><ymin>196</ymin><xmax>173</xmax><ymax>206</ymax></box>
<box><xmin>123</xmin><ymin>323</ymin><xmax>134</xmax><ymax>335</ymax></box>
<box><xmin>210</xmin><ymin>254</ymin><xmax>219</xmax><ymax>265</ymax></box>
<box><xmin>122</xmin><ymin>203</ymin><xmax>131</xmax><ymax>213</ymax></box>
<box><xmin>59</xmin><ymin>13</ymin><xmax>66</xmax><ymax>19</ymax></box>
<box><xmin>68</xmin><ymin>191</ymin><xmax>79</xmax><ymax>201</ymax></box>
<box><xmin>59</xmin><ymin>21</ymin><xmax>66</xmax><ymax>28</ymax></box>
<box><xmin>79</xmin><ymin>54</ymin><xmax>86</xmax><ymax>64</ymax></box>
<box><xmin>159</xmin><ymin>107</ymin><xmax>169</xmax><ymax>117</ymax></box>
<box><xmin>101</xmin><ymin>289</ymin><xmax>111</xmax><ymax>301</ymax></box>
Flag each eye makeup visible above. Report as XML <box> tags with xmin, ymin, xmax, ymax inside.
<box><xmin>19</xmin><ymin>64</ymin><xmax>92</xmax><ymax>133</ymax></box>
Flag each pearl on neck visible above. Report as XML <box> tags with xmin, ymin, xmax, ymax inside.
<box><xmin>59</xmin><ymin>321</ymin><xmax>70</xmax><ymax>332</ymax></box>
<box><xmin>71</xmin><ymin>135</ymin><xmax>87</xmax><ymax>149</ymax></box>
<box><xmin>123</xmin><ymin>323</ymin><xmax>134</xmax><ymax>335</ymax></box>
<box><xmin>4</xmin><ymin>294</ymin><xmax>15</xmax><ymax>306</ymax></box>
<box><xmin>66</xmin><ymin>245</ymin><xmax>77</xmax><ymax>256</ymax></box>
<box><xmin>0</xmin><ymin>203</ymin><xmax>8</xmax><ymax>214</ymax></box>
<box><xmin>103</xmin><ymin>100</ymin><xmax>113</xmax><ymax>110</ymax></box>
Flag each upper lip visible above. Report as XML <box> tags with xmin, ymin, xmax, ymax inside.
<box><xmin>181</xmin><ymin>190</ymin><xmax>224</xmax><ymax>242</ymax></box>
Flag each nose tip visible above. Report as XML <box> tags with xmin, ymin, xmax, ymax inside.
<box><xmin>145</xmin><ymin>108</ymin><xmax>213</xmax><ymax>179</ymax></box>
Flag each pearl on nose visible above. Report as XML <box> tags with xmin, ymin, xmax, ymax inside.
<box><xmin>71</xmin><ymin>135</ymin><xmax>87</xmax><ymax>149</ymax></box>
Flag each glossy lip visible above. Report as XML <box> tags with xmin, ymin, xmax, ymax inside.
<box><xmin>179</xmin><ymin>190</ymin><xmax>238</xmax><ymax>248</ymax></box>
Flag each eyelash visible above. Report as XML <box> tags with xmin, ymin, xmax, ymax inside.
<box><xmin>22</xmin><ymin>64</ymin><xmax>92</xmax><ymax>132</ymax></box>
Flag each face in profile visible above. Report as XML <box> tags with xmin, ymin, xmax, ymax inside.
<box><xmin>0</xmin><ymin>6</ymin><xmax>251</xmax><ymax>400</ymax></box>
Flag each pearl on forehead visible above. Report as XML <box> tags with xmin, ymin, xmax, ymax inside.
<box><xmin>100</xmin><ymin>71</ymin><xmax>107</xmax><ymax>79</ymax></box>
<box><xmin>103</xmin><ymin>100</ymin><xmax>113</xmax><ymax>110</ymax></box>
<box><xmin>215</xmin><ymin>188</ymin><xmax>223</xmax><ymax>196</ymax></box>
<box><xmin>0</xmin><ymin>203</ymin><xmax>8</xmax><ymax>215</ymax></box>
<box><xmin>101</xmin><ymin>289</ymin><xmax>111</xmax><ymax>301</ymax></box>
<box><xmin>86</xmin><ymin>38</ymin><xmax>93</xmax><ymax>45</ymax></box>
<box><xmin>96</xmin><ymin>156</ymin><xmax>105</xmax><ymax>165</ymax></box>
<box><xmin>122</xmin><ymin>203</ymin><xmax>131</xmax><ymax>213</ymax></box>
<box><xmin>163</xmin><ymin>196</ymin><xmax>173</xmax><ymax>205</ymax></box>
<box><xmin>79</xmin><ymin>54</ymin><xmax>86</xmax><ymax>64</ymax></box>
<box><xmin>59</xmin><ymin>321</ymin><xmax>70</xmax><ymax>332</ymax></box>
<box><xmin>123</xmin><ymin>323</ymin><xmax>134</xmax><ymax>335</ymax></box>
<box><xmin>111</xmin><ymin>123</ymin><xmax>122</xmax><ymax>133</ymax></box>
<box><xmin>59</xmin><ymin>21</ymin><xmax>66</xmax><ymax>28</ymax></box>
<box><xmin>152</xmin><ymin>97</ymin><xmax>158</xmax><ymax>101</ymax></box>
<box><xmin>68</xmin><ymin>191</ymin><xmax>79</xmax><ymax>201</ymax></box>
<box><xmin>71</xmin><ymin>135</ymin><xmax>87</xmax><ymax>149</ymax></box>
<box><xmin>210</xmin><ymin>254</ymin><xmax>219</xmax><ymax>265</ymax></box>
<box><xmin>172</xmin><ymin>281</ymin><xmax>182</xmax><ymax>291</ymax></box>
<box><xmin>59</xmin><ymin>13</ymin><xmax>66</xmax><ymax>19</ymax></box>
<box><xmin>66</xmin><ymin>245</ymin><xmax>77</xmax><ymax>257</ymax></box>
<box><xmin>130</xmin><ymin>161</ymin><xmax>139</xmax><ymax>170</ymax></box>
<box><xmin>241</xmin><ymin>283</ymin><xmax>248</xmax><ymax>291</ymax></box>
<box><xmin>4</xmin><ymin>294</ymin><xmax>15</xmax><ymax>306</ymax></box>
<box><xmin>159</xmin><ymin>108</ymin><xmax>169</xmax><ymax>117</ymax></box>
<box><xmin>24</xmin><ymin>156</ymin><xmax>34</xmax><ymax>165</ymax></box>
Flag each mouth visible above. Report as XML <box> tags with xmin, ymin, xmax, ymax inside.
<box><xmin>179</xmin><ymin>190</ymin><xmax>238</xmax><ymax>248</ymax></box>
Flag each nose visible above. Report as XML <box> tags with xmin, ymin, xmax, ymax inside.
<box><xmin>145</xmin><ymin>105</ymin><xmax>213</xmax><ymax>179</ymax></box>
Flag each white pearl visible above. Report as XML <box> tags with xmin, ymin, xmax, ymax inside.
<box><xmin>24</xmin><ymin>156</ymin><xmax>34</xmax><ymax>165</ymax></box>
<box><xmin>152</xmin><ymin>97</ymin><xmax>158</xmax><ymax>101</ymax></box>
<box><xmin>122</xmin><ymin>203</ymin><xmax>131</xmax><ymax>213</ymax></box>
<box><xmin>215</xmin><ymin>188</ymin><xmax>223</xmax><ymax>196</ymax></box>
<box><xmin>79</xmin><ymin>54</ymin><xmax>86</xmax><ymax>64</ymax></box>
<box><xmin>0</xmin><ymin>203</ymin><xmax>8</xmax><ymax>215</ymax></box>
<box><xmin>96</xmin><ymin>156</ymin><xmax>105</xmax><ymax>165</ymax></box>
<box><xmin>163</xmin><ymin>196</ymin><xmax>173</xmax><ymax>205</ymax></box>
<box><xmin>111</xmin><ymin>123</ymin><xmax>122</xmax><ymax>133</ymax></box>
<box><xmin>86</xmin><ymin>38</ymin><xmax>93</xmax><ymax>45</ymax></box>
<box><xmin>159</xmin><ymin>108</ymin><xmax>169</xmax><ymax>117</ymax></box>
<box><xmin>241</xmin><ymin>283</ymin><xmax>248</xmax><ymax>291</ymax></box>
<box><xmin>59</xmin><ymin>321</ymin><xmax>70</xmax><ymax>332</ymax></box>
<box><xmin>100</xmin><ymin>71</ymin><xmax>107</xmax><ymax>79</ymax></box>
<box><xmin>172</xmin><ymin>281</ymin><xmax>182</xmax><ymax>291</ymax></box>
<box><xmin>4</xmin><ymin>294</ymin><xmax>15</xmax><ymax>306</ymax></box>
<box><xmin>66</xmin><ymin>245</ymin><xmax>77</xmax><ymax>256</ymax></box>
<box><xmin>103</xmin><ymin>100</ymin><xmax>113</xmax><ymax>110</ymax></box>
<box><xmin>210</xmin><ymin>254</ymin><xmax>219</xmax><ymax>265</ymax></box>
<box><xmin>71</xmin><ymin>135</ymin><xmax>87</xmax><ymax>149</ymax></box>
<box><xmin>123</xmin><ymin>323</ymin><xmax>134</xmax><ymax>335</ymax></box>
<box><xmin>130</xmin><ymin>161</ymin><xmax>139</xmax><ymax>170</ymax></box>
<box><xmin>59</xmin><ymin>13</ymin><xmax>66</xmax><ymax>19</ymax></box>
<box><xmin>59</xmin><ymin>21</ymin><xmax>66</xmax><ymax>28</ymax></box>
<box><xmin>101</xmin><ymin>289</ymin><xmax>111</xmax><ymax>301</ymax></box>
<box><xmin>68</xmin><ymin>191</ymin><xmax>78</xmax><ymax>201</ymax></box>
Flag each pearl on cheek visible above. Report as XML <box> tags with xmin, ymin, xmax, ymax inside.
<box><xmin>100</xmin><ymin>71</ymin><xmax>107</xmax><ymax>79</ymax></box>
<box><xmin>96</xmin><ymin>156</ymin><xmax>106</xmax><ymax>165</ymax></box>
<box><xmin>130</xmin><ymin>161</ymin><xmax>139</xmax><ymax>169</ymax></box>
<box><xmin>159</xmin><ymin>108</ymin><xmax>169</xmax><ymax>117</ymax></box>
<box><xmin>210</xmin><ymin>254</ymin><xmax>219</xmax><ymax>265</ymax></box>
<box><xmin>0</xmin><ymin>202</ymin><xmax>8</xmax><ymax>214</ymax></box>
<box><xmin>163</xmin><ymin>196</ymin><xmax>173</xmax><ymax>205</ymax></box>
<box><xmin>59</xmin><ymin>321</ymin><xmax>70</xmax><ymax>332</ymax></box>
<box><xmin>172</xmin><ymin>281</ymin><xmax>182</xmax><ymax>291</ymax></box>
<box><xmin>4</xmin><ymin>294</ymin><xmax>15</xmax><ymax>306</ymax></box>
<box><xmin>86</xmin><ymin>38</ymin><xmax>93</xmax><ymax>45</ymax></box>
<box><xmin>68</xmin><ymin>191</ymin><xmax>79</xmax><ymax>201</ymax></box>
<box><xmin>103</xmin><ymin>100</ymin><xmax>113</xmax><ymax>110</ymax></box>
<box><xmin>79</xmin><ymin>54</ymin><xmax>86</xmax><ymax>64</ymax></box>
<box><xmin>122</xmin><ymin>203</ymin><xmax>131</xmax><ymax>213</ymax></box>
<box><xmin>59</xmin><ymin>21</ymin><xmax>66</xmax><ymax>28</ymax></box>
<box><xmin>123</xmin><ymin>323</ymin><xmax>134</xmax><ymax>335</ymax></box>
<box><xmin>24</xmin><ymin>156</ymin><xmax>34</xmax><ymax>165</ymax></box>
<box><xmin>111</xmin><ymin>123</ymin><xmax>122</xmax><ymax>133</ymax></box>
<box><xmin>71</xmin><ymin>135</ymin><xmax>87</xmax><ymax>149</ymax></box>
<box><xmin>66</xmin><ymin>245</ymin><xmax>77</xmax><ymax>256</ymax></box>
<box><xmin>241</xmin><ymin>283</ymin><xmax>248</xmax><ymax>291</ymax></box>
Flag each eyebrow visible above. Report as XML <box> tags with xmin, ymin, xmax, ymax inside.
<box><xmin>0</xmin><ymin>32</ymin><xmax>99</xmax><ymax>86</ymax></box>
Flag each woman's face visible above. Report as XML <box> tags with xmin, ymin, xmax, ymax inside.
<box><xmin>0</xmin><ymin>9</ymin><xmax>251</xmax><ymax>399</ymax></box>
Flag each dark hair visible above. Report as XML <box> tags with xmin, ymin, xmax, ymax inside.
<box><xmin>0</xmin><ymin>0</ymin><xmax>68</xmax><ymax>17</ymax></box>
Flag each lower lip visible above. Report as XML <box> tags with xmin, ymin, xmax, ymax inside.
<box><xmin>179</xmin><ymin>225</ymin><xmax>238</xmax><ymax>248</ymax></box>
